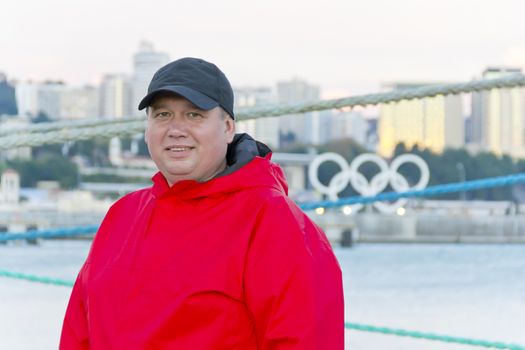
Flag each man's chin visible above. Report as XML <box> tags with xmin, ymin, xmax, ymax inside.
<box><xmin>160</xmin><ymin>168</ymin><xmax>195</xmax><ymax>184</ymax></box>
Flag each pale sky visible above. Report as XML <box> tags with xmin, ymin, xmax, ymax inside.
<box><xmin>1</xmin><ymin>0</ymin><xmax>524</xmax><ymax>98</ymax></box>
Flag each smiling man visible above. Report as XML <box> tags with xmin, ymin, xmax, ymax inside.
<box><xmin>145</xmin><ymin>93</ymin><xmax>235</xmax><ymax>184</ymax></box>
<box><xmin>60</xmin><ymin>57</ymin><xmax>344</xmax><ymax>349</ymax></box>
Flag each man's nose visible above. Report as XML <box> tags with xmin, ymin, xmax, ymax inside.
<box><xmin>166</xmin><ymin>116</ymin><xmax>188</xmax><ymax>137</ymax></box>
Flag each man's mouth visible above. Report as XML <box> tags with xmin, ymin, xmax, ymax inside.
<box><xmin>165</xmin><ymin>146</ymin><xmax>194</xmax><ymax>152</ymax></box>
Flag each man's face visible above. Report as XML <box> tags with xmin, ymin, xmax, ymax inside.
<box><xmin>145</xmin><ymin>94</ymin><xmax>235</xmax><ymax>185</ymax></box>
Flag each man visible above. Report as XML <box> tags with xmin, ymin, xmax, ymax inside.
<box><xmin>60</xmin><ymin>57</ymin><xmax>344</xmax><ymax>349</ymax></box>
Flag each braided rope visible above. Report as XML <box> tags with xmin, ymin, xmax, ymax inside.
<box><xmin>0</xmin><ymin>117</ymin><xmax>144</xmax><ymax>137</ymax></box>
<box><xmin>237</xmin><ymin>74</ymin><xmax>525</xmax><ymax>120</ymax></box>
<box><xmin>1</xmin><ymin>75</ymin><xmax>524</xmax><ymax>150</ymax></box>
<box><xmin>0</xmin><ymin>121</ymin><xmax>146</xmax><ymax>150</ymax></box>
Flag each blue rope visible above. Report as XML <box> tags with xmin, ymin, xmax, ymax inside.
<box><xmin>0</xmin><ymin>225</ymin><xmax>98</xmax><ymax>242</ymax></box>
<box><xmin>2</xmin><ymin>173</ymin><xmax>524</xmax><ymax>241</ymax></box>
<box><xmin>299</xmin><ymin>173</ymin><xmax>525</xmax><ymax>210</ymax></box>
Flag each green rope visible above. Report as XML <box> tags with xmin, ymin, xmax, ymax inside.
<box><xmin>0</xmin><ymin>269</ymin><xmax>523</xmax><ymax>349</ymax></box>
<box><xmin>345</xmin><ymin>322</ymin><xmax>525</xmax><ymax>350</ymax></box>
<box><xmin>0</xmin><ymin>269</ymin><xmax>74</xmax><ymax>287</ymax></box>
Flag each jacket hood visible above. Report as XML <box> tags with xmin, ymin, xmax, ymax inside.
<box><xmin>151</xmin><ymin>133</ymin><xmax>288</xmax><ymax>199</ymax></box>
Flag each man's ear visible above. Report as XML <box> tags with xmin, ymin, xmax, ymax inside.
<box><xmin>225</xmin><ymin>117</ymin><xmax>235</xmax><ymax>143</ymax></box>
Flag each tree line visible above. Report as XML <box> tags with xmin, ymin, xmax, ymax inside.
<box><xmin>1</xmin><ymin>136</ymin><xmax>525</xmax><ymax>201</ymax></box>
<box><xmin>278</xmin><ymin>138</ymin><xmax>525</xmax><ymax>201</ymax></box>
<box><xmin>0</xmin><ymin>136</ymin><xmax>146</xmax><ymax>189</ymax></box>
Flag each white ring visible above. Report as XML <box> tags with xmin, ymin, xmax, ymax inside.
<box><xmin>308</xmin><ymin>152</ymin><xmax>429</xmax><ymax>214</ymax></box>
<box><xmin>308</xmin><ymin>152</ymin><xmax>349</xmax><ymax>194</ymax></box>
<box><xmin>389</xmin><ymin>154</ymin><xmax>430</xmax><ymax>191</ymax></box>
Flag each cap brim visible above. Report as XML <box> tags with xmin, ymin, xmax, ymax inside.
<box><xmin>138</xmin><ymin>85</ymin><xmax>219</xmax><ymax>111</ymax></box>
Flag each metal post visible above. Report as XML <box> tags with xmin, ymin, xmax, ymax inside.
<box><xmin>456</xmin><ymin>162</ymin><xmax>466</xmax><ymax>201</ymax></box>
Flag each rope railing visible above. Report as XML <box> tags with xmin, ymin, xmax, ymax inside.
<box><xmin>1</xmin><ymin>176</ymin><xmax>523</xmax><ymax>348</ymax></box>
<box><xmin>0</xmin><ymin>267</ymin><xmax>523</xmax><ymax>349</ymax></box>
<box><xmin>299</xmin><ymin>172</ymin><xmax>525</xmax><ymax>210</ymax></box>
<box><xmin>2</xmin><ymin>75</ymin><xmax>525</xmax><ymax>348</ymax></box>
<box><xmin>237</xmin><ymin>74</ymin><xmax>525</xmax><ymax>119</ymax></box>
<box><xmin>0</xmin><ymin>120</ymin><xmax>146</xmax><ymax>150</ymax></box>
<box><xmin>0</xmin><ymin>225</ymin><xmax>98</xmax><ymax>242</ymax></box>
<box><xmin>1</xmin><ymin>74</ymin><xmax>525</xmax><ymax>150</ymax></box>
<box><xmin>1</xmin><ymin>173</ymin><xmax>524</xmax><ymax>241</ymax></box>
<box><xmin>0</xmin><ymin>116</ymin><xmax>144</xmax><ymax>137</ymax></box>
<box><xmin>0</xmin><ymin>269</ymin><xmax>74</xmax><ymax>287</ymax></box>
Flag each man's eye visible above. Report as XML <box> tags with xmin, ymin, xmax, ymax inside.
<box><xmin>187</xmin><ymin>112</ymin><xmax>203</xmax><ymax>119</ymax></box>
<box><xmin>154</xmin><ymin>112</ymin><xmax>170</xmax><ymax>119</ymax></box>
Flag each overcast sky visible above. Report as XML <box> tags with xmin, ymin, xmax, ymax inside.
<box><xmin>1</xmin><ymin>0</ymin><xmax>524</xmax><ymax>98</ymax></box>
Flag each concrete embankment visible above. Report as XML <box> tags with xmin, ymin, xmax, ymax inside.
<box><xmin>313</xmin><ymin>213</ymin><xmax>525</xmax><ymax>245</ymax></box>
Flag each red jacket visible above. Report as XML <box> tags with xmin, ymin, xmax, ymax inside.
<box><xmin>60</xmin><ymin>154</ymin><xmax>344</xmax><ymax>349</ymax></box>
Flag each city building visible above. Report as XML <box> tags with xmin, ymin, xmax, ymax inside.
<box><xmin>37</xmin><ymin>81</ymin><xmax>66</xmax><ymax>120</ymax></box>
<box><xmin>234</xmin><ymin>86</ymin><xmax>279</xmax><ymax>148</ymax></box>
<box><xmin>130</xmin><ymin>41</ymin><xmax>170</xmax><ymax>116</ymax></box>
<box><xmin>329</xmin><ymin>110</ymin><xmax>368</xmax><ymax>146</ymax></box>
<box><xmin>470</xmin><ymin>67</ymin><xmax>525</xmax><ymax>158</ymax></box>
<box><xmin>14</xmin><ymin>81</ymin><xmax>39</xmax><ymax>118</ymax></box>
<box><xmin>99</xmin><ymin>74</ymin><xmax>131</xmax><ymax>119</ymax></box>
<box><xmin>0</xmin><ymin>169</ymin><xmax>20</xmax><ymax>205</ymax></box>
<box><xmin>0</xmin><ymin>73</ymin><xmax>18</xmax><ymax>116</ymax></box>
<box><xmin>277</xmin><ymin>78</ymin><xmax>322</xmax><ymax>146</ymax></box>
<box><xmin>378</xmin><ymin>83</ymin><xmax>464</xmax><ymax>157</ymax></box>
<box><xmin>14</xmin><ymin>81</ymin><xmax>99</xmax><ymax>121</ymax></box>
<box><xmin>0</xmin><ymin>178</ymin><xmax>113</xmax><ymax>232</ymax></box>
<box><xmin>365</xmin><ymin>118</ymin><xmax>379</xmax><ymax>151</ymax></box>
<box><xmin>60</xmin><ymin>85</ymin><xmax>99</xmax><ymax>120</ymax></box>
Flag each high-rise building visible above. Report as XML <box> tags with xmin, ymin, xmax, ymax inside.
<box><xmin>470</xmin><ymin>67</ymin><xmax>524</xmax><ymax>158</ymax></box>
<box><xmin>99</xmin><ymin>74</ymin><xmax>131</xmax><ymax>119</ymax></box>
<box><xmin>329</xmin><ymin>111</ymin><xmax>368</xmax><ymax>146</ymax></box>
<box><xmin>15</xmin><ymin>81</ymin><xmax>39</xmax><ymax>118</ymax></box>
<box><xmin>0</xmin><ymin>74</ymin><xmax>18</xmax><ymax>116</ymax></box>
<box><xmin>130</xmin><ymin>41</ymin><xmax>169</xmax><ymax>116</ymax></box>
<box><xmin>234</xmin><ymin>86</ymin><xmax>279</xmax><ymax>148</ymax></box>
<box><xmin>277</xmin><ymin>78</ymin><xmax>321</xmax><ymax>146</ymax></box>
<box><xmin>378</xmin><ymin>83</ymin><xmax>464</xmax><ymax>157</ymax></box>
<box><xmin>37</xmin><ymin>82</ymin><xmax>66</xmax><ymax>120</ymax></box>
<box><xmin>15</xmin><ymin>81</ymin><xmax>98</xmax><ymax>120</ymax></box>
<box><xmin>60</xmin><ymin>86</ymin><xmax>99</xmax><ymax>120</ymax></box>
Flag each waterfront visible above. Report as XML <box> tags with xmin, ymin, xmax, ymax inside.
<box><xmin>0</xmin><ymin>241</ymin><xmax>524</xmax><ymax>349</ymax></box>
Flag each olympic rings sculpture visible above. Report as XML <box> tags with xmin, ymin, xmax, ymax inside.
<box><xmin>308</xmin><ymin>152</ymin><xmax>430</xmax><ymax>214</ymax></box>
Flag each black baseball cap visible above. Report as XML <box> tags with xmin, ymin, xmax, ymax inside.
<box><xmin>138</xmin><ymin>57</ymin><xmax>235</xmax><ymax>118</ymax></box>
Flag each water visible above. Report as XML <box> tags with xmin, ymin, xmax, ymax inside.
<box><xmin>1</xmin><ymin>241</ymin><xmax>524</xmax><ymax>350</ymax></box>
<box><xmin>341</xmin><ymin>244</ymin><xmax>525</xmax><ymax>349</ymax></box>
